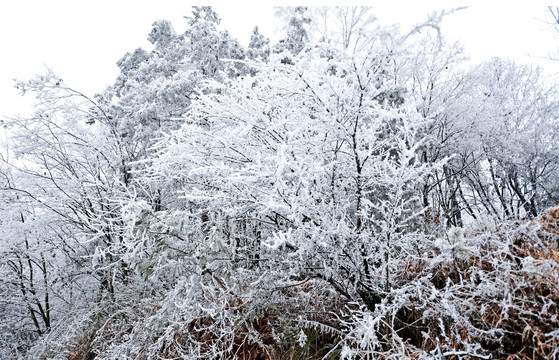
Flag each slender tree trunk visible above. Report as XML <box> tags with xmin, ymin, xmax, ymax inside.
<box><xmin>443</xmin><ymin>165</ymin><xmax>463</xmax><ymax>227</ymax></box>
<box><xmin>488</xmin><ymin>159</ymin><xmax>511</xmax><ymax>218</ymax></box>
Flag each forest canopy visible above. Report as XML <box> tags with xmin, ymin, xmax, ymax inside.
<box><xmin>1</xmin><ymin>6</ymin><xmax>558</xmax><ymax>359</ymax></box>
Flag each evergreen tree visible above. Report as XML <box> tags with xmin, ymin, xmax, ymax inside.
<box><xmin>273</xmin><ymin>6</ymin><xmax>311</xmax><ymax>64</ymax></box>
<box><xmin>247</xmin><ymin>26</ymin><xmax>270</xmax><ymax>62</ymax></box>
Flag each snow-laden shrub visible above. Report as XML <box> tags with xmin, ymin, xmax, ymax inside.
<box><xmin>338</xmin><ymin>212</ymin><xmax>559</xmax><ymax>359</ymax></box>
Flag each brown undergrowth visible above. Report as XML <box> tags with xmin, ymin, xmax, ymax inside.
<box><xmin>64</xmin><ymin>208</ymin><xmax>559</xmax><ymax>359</ymax></box>
<box><xmin>389</xmin><ymin>207</ymin><xmax>559</xmax><ymax>359</ymax></box>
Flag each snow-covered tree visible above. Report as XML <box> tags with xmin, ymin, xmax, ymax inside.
<box><xmin>273</xmin><ymin>6</ymin><xmax>312</xmax><ymax>64</ymax></box>
<box><xmin>122</xmin><ymin>33</ymin><xmax>443</xmax><ymax>356</ymax></box>
<box><xmin>247</xmin><ymin>26</ymin><xmax>270</xmax><ymax>62</ymax></box>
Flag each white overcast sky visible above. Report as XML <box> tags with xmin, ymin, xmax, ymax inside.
<box><xmin>1</xmin><ymin>1</ymin><xmax>558</xmax><ymax>120</ymax></box>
